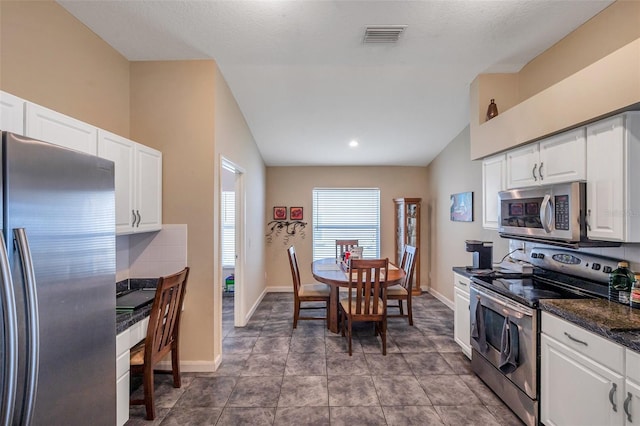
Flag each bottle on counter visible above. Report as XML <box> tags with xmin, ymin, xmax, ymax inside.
<box><xmin>630</xmin><ymin>273</ymin><xmax>640</xmax><ymax>309</ymax></box>
<box><xmin>609</xmin><ymin>261</ymin><xmax>634</xmax><ymax>304</ymax></box>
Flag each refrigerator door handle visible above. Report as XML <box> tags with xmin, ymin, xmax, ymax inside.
<box><xmin>0</xmin><ymin>232</ymin><xmax>18</xmax><ymax>426</ymax></box>
<box><xmin>14</xmin><ymin>228</ymin><xmax>39</xmax><ymax>426</ymax></box>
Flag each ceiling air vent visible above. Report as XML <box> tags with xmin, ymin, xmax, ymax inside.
<box><xmin>363</xmin><ymin>25</ymin><xmax>407</xmax><ymax>43</ymax></box>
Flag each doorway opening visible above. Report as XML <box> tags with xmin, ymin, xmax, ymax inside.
<box><xmin>220</xmin><ymin>158</ymin><xmax>245</xmax><ymax>333</ymax></box>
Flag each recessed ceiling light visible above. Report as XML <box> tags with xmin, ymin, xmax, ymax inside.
<box><xmin>349</xmin><ymin>140</ymin><xmax>359</xmax><ymax>148</ymax></box>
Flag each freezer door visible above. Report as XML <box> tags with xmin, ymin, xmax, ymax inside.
<box><xmin>3</xmin><ymin>133</ymin><xmax>115</xmax><ymax>425</ymax></box>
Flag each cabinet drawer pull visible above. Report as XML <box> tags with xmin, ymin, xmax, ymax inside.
<box><xmin>610</xmin><ymin>383</ymin><xmax>618</xmax><ymax>412</ymax></box>
<box><xmin>539</xmin><ymin>162</ymin><xmax>544</xmax><ymax>180</ymax></box>
<box><xmin>131</xmin><ymin>210</ymin><xmax>136</xmax><ymax>227</ymax></box>
<box><xmin>532</xmin><ymin>163</ymin><xmax>538</xmax><ymax>181</ymax></box>
<box><xmin>458</xmin><ymin>281</ymin><xmax>467</xmax><ymax>287</ymax></box>
<box><xmin>564</xmin><ymin>332</ymin><xmax>588</xmax><ymax>346</ymax></box>
<box><xmin>624</xmin><ymin>392</ymin><xmax>632</xmax><ymax>422</ymax></box>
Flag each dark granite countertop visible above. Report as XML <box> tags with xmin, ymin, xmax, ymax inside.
<box><xmin>115</xmin><ymin>278</ymin><xmax>158</xmax><ymax>334</ymax></box>
<box><xmin>116</xmin><ymin>304</ymin><xmax>152</xmax><ymax>334</ymax></box>
<box><xmin>540</xmin><ymin>299</ymin><xmax>640</xmax><ymax>353</ymax></box>
<box><xmin>452</xmin><ymin>266</ymin><xmax>476</xmax><ymax>279</ymax></box>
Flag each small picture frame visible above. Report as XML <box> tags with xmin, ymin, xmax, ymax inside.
<box><xmin>273</xmin><ymin>206</ymin><xmax>287</xmax><ymax>220</ymax></box>
<box><xmin>290</xmin><ymin>207</ymin><xmax>303</xmax><ymax>220</ymax></box>
<box><xmin>450</xmin><ymin>191</ymin><xmax>474</xmax><ymax>222</ymax></box>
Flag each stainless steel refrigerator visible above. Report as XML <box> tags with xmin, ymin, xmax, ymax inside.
<box><xmin>0</xmin><ymin>131</ymin><xmax>116</xmax><ymax>425</ymax></box>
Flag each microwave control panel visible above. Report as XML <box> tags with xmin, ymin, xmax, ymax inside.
<box><xmin>554</xmin><ymin>195</ymin><xmax>570</xmax><ymax>230</ymax></box>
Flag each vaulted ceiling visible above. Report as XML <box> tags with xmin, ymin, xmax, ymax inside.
<box><xmin>58</xmin><ymin>0</ymin><xmax>613</xmax><ymax>166</ymax></box>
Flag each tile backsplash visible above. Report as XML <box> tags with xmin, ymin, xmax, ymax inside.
<box><xmin>116</xmin><ymin>224</ymin><xmax>188</xmax><ymax>281</ymax></box>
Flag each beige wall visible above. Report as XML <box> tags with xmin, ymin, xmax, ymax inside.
<box><xmin>130</xmin><ymin>60</ymin><xmax>217</xmax><ymax>363</ymax></box>
<box><xmin>426</xmin><ymin>126</ymin><xmax>508</xmax><ymax>303</ymax></box>
<box><xmin>265</xmin><ymin>166</ymin><xmax>429</xmax><ymax>290</ymax></box>
<box><xmin>213</xmin><ymin>63</ymin><xmax>267</xmax><ymax>334</ymax></box>
<box><xmin>518</xmin><ymin>0</ymin><xmax>640</xmax><ymax>101</ymax></box>
<box><xmin>0</xmin><ymin>0</ymin><xmax>130</xmax><ymax>136</ymax></box>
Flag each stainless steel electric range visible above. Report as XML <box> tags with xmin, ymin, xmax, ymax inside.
<box><xmin>470</xmin><ymin>247</ymin><xmax>622</xmax><ymax>426</ymax></box>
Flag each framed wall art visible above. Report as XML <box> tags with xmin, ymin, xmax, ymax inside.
<box><xmin>450</xmin><ymin>191</ymin><xmax>473</xmax><ymax>222</ymax></box>
<box><xmin>290</xmin><ymin>207</ymin><xmax>303</xmax><ymax>220</ymax></box>
<box><xmin>273</xmin><ymin>206</ymin><xmax>287</xmax><ymax>220</ymax></box>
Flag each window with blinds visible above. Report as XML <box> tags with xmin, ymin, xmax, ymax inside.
<box><xmin>222</xmin><ymin>191</ymin><xmax>235</xmax><ymax>267</ymax></box>
<box><xmin>312</xmin><ymin>188</ymin><xmax>380</xmax><ymax>261</ymax></box>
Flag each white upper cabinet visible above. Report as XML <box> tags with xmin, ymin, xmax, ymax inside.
<box><xmin>134</xmin><ymin>144</ymin><xmax>162</xmax><ymax>233</ymax></box>
<box><xmin>538</xmin><ymin>128</ymin><xmax>586</xmax><ymax>184</ymax></box>
<box><xmin>506</xmin><ymin>128</ymin><xmax>586</xmax><ymax>189</ymax></box>
<box><xmin>0</xmin><ymin>91</ymin><xmax>26</xmax><ymax>134</ymax></box>
<box><xmin>506</xmin><ymin>144</ymin><xmax>539</xmax><ymax>188</ymax></box>
<box><xmin>98</xmin><ymin>130</ymin><xmax>136</xmax><ymax>235</ymax></box>
<box><xmin>482</xmin><ymin>154</ymin><xmax>506</xmax><ymax>230</ymax></box>
<box><xmin>25</xmin><ymin>102</ymin><xmax>97</xmax><ymax>155</ymax></box>
<box><xmin>98</xmin><ymin>130</ymin><xmax>162</xmax><ymax>235</ymax></box>
<box><xmin>586</xmin><ymin>113</ymin><xmax>640</xmax><ymax>242</ymax></box>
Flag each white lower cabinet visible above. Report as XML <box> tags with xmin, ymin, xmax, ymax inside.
<box><xmin>541</xmin><ymin>311</ymin><xmax>626</xmax><ymax>426</ymax></box>
<box><xmin>453</xmin><ymin>273</ymin><xmax>471</xmax><ymax>359</ymax></box>
<box><xmin>116</xmin><ymin>317</ymin><xmax>149</xmax><ymax>426</ymax></box>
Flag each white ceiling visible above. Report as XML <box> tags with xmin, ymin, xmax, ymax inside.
<box><xmin>58</xmin><ymin>0</ymin><xmax>612</xmax><ymax>167</ymax></box>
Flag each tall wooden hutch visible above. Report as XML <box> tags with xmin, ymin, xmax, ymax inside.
<box><xmin>393</xmin><ymin>198</ymin><xmax>421</xmax><ymax>295</ymax></box>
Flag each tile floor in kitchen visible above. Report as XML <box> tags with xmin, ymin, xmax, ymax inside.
<box><xmin>126</xmin><ymin>292</ymin><xmax>523</xmax><ymax>425</ymax></box>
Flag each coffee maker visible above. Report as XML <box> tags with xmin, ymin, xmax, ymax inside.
<box><xmin>465</xmin><ymin>240</ymin><xmax>493</xmax><ymax>270</ymax></box>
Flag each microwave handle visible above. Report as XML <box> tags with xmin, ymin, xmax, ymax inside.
<box><xmin>540</xmin><ymin>194</ymin><xmax>553</xmax><ymax>233</ymax></box>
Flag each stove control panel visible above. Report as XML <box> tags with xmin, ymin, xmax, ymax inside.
<box><xmin>529</xmin><ymin>247</ymin><xmax>624</xmax><ymax>284</ymax></box>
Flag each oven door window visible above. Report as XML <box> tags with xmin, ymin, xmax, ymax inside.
<box><xmin>483</xmin><ymin>305</ymin><xmax>519</xmax><ymax>352</ymax></box>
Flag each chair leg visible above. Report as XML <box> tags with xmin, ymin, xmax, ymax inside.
<box><xmin>399</xmin><ymin>300</ymin><xmax>404</xmax><ymax>316</ymax></box>
<box><xmin>143</xmin><ymin>367</ymin><xmax>156</xmax><ymax>420</ymax></box>
<box><xmin>381</xmin><ymin>319</ymin><xmax>387</xmax><ymax>356</ymax></box>
<box><xmin>171</xmin><ymin>344</ymin><xmax>181</xmax><ymax>388</ymax></box>
<box><xmin>293</xmin><ymin>302</ymin><xmax>299</xmax><ymax>328</ymax></box>
<box><xmin>348</xmin><ymin>320</ymin><xmax>353</xmax><ymax>356</ymax></box>
<box><xmin>326</xmin><ymin>300</ymin><xmax>330</xmax><ymax>330</ymax></box>
<box><xmin>407</xmin><ymin>297</ymin><xmax>414</xmax><ymax>326</ymax></box>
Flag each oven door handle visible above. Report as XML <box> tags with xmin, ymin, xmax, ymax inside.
<box><xmin>473</xmin><ymin>287</ymin><xmax>534</xmax><ymax>318</ymax></box>
<box><xmin>540</xmin><ymin>194</ymin><xmax>553</xmax><ymax>233</ymax></box>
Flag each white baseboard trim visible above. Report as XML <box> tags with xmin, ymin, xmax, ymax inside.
<box><xmin>265</xmin><ymin>286</ymin><xmax>292</xmax><ymax>293</ymax></box>
<box><xmin>427</xmin><ymin>287</ymin><xmax>454</xmax><ymax>310</ymax></box>
<box><xmin>245</xmin><ymin>287</ymin><xmax>267</xmax><ymax>324</ymax></box>
<box><xmin>155</xmin><ymin>359</ymin><xmax>218</xmax><ymax>373</ymax></box>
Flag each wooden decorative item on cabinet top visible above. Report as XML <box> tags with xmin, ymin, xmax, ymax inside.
<box><xmin>393</xmin><ymin>198</ymin><xmax>421</xmax><ymax>295</ymax></box>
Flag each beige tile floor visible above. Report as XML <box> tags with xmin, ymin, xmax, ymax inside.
<box><xmin>126</xmin><ymin>292</ymin><xmax>524</xmax><ymax>425</ymax></box>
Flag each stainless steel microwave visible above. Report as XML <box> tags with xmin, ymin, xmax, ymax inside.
<box><xmin>498</xmin><ymin>182</ymin><xmax>586</xmax><ymax>244</ymax></box>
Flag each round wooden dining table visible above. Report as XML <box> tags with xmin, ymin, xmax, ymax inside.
<box><xmin>311</xmin><ymin>258</ymin><xmax>406</xmax><ymax>333</ymax></box>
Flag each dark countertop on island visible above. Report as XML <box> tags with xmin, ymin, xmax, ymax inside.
<box><xmin>540</xmin><ymin>299</ymin><xmax>640</xmax><ymax>353</ymax></box>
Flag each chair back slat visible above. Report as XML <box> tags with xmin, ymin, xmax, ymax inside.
<box><xmin>400</xmin><ymin>245</ymin><xmax>418</xmax><ymax>292</ymax></box>
<box><xmin>335</xmin><ymin>239</ymin><xmax>359</xmax><ymax>260</ymax></box>
<box><xmin>348</xmin><ymin>258</ymin><xmax>388</xmax><ymax>317</ymax></box>
<box><xmin>144</xmin><ymin>267</ymin><xmax>189</xmax><ymax>365</ymax></box>
<box><xmin>287</xmin><ymin>246</ymin><xmax>302</xmax><ymax>299</ymax></box>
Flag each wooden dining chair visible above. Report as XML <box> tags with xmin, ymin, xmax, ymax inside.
<box><xmin>387</xmin><ymin>245</ymin><xmax>417</xmax><ymax>325</ymax></box>
<box><xmin>340</xmin><ymin>258</ymin><xmax>389</xmax><ymax>355</ymax></box>
<box><xmin>287</xmin><ymin>246</ymin><xmax>331</xmax><ymax>328</ymax></box>
<box><xmin>130</xmin><ymin>267</ymin><xmax>190</xmax><ymax>420</ymax></box>
<box><xmin>335</xmin><ymin>239</ymin><xmax>359</xmax><ymax>260</ymax></box>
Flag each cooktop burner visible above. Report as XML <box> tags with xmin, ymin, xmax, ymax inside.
<box><xmin>471</xmin><ymin>275</ymin><xmax>603</xmax><ymax>308</ymax></box>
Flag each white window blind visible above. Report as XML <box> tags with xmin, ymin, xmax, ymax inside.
<box><xmin>222</xmin><ymin>191</ymin><xmax>235</xmax><ymax>267</ymax></box>
<box><xmin>312</xmin><ymin>188</ymin><xmax>380</xmax><ymax>261</ymax></box>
